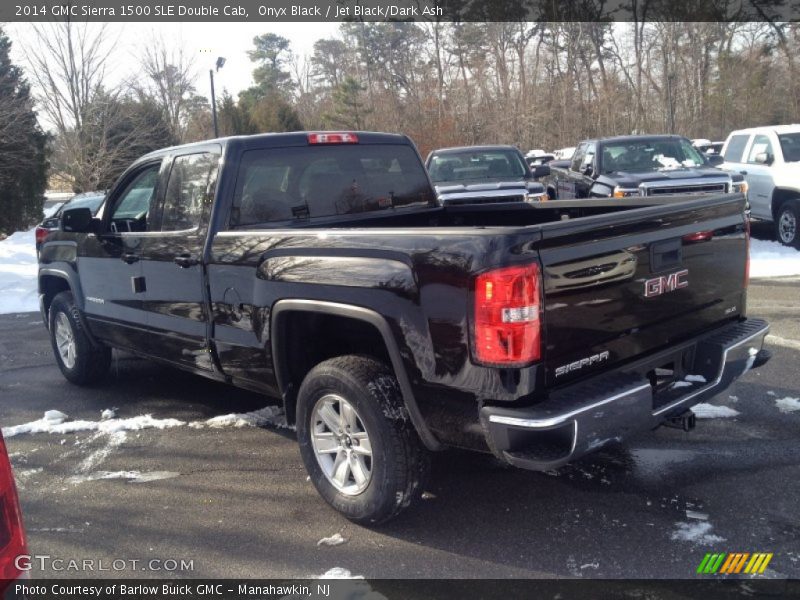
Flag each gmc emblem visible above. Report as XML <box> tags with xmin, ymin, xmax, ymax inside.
<box><xmin>644</xmin><ymin>269</ymin><xmax>688</xmax><ymax>298</ymax></box>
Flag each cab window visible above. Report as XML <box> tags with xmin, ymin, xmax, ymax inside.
<box><xmin>161</xmin><ymin>153</ymin><xmax>219</xmax><ymax>231</ymax></box>
<box><xmin>109</xmin><ymin>163</ymin><xmax>161</xmax><ymax>233</ymax></box>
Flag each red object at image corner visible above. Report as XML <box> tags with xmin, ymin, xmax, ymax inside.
<box><xmin>0</xmin><ymin>432</ymin><xmax>27</xmax><ymax>593</ymax></box>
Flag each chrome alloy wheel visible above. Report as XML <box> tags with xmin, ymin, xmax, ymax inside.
<box><xmin>54</xmin><ymin>312</ymin><xmax>77</xmax><ymax>369</ymax></box>
<box><xmin>779</xmin><ymin>209</ymin><xmax>797</xmax><ymax>243</ymax></box>
<box><xmin>310</xmin><ymin>394</ymin><xmax>373</xmax><ymax>495</ymax></box>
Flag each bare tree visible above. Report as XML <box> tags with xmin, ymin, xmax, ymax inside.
<box><xmin>24</xmin><ymin>22</ymin><xmax>115</xmax><ymax>190</ymax></box>
<box><xmin>137</xmin><ymin>34</ymin><xmax>198</xmax><ymax>142</ymax></box>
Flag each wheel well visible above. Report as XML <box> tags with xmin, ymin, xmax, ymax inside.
<box><xmin>274</xmin><ymin>311</ymin><xmax>392</xmax><ymax>425</ymax></box>
<box><xmin>40</xmin><ymin>275</ymin><xmax>71</xmax><ymax>319</ymax></box>
<box><xmin>772</xmin><ymin>188</ymin><xmax>800</xmax><ymax>218</ymax></box>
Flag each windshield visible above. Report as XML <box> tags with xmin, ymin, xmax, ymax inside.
<box><xmin>778</xmin><ymin>133</ymin><xmax>800</xmax><ymax>162</ymax></box>
<box><xmin>428</xmin><ymin>149</ymin><xmax>527</xmax><ymax>182</ymax></box>
<box><xmin>600</xmin><ymin>139</ymin><xmax>707</xmax><ymax>173</ymax></box>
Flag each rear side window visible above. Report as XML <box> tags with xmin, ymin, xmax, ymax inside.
<box><xmin>230</xmin><ymin>145</ymin><xmax>434</xmax><ymax>227</ymax></box>
<box><xmin>723</xmin><ymin>134</ymin><xmax>750</xmax><ymax>163</ymax></box>
<box><xmin>161</xmin><ymin>153</ymin><xmax>219</xmax><ymax>231</ymax></box>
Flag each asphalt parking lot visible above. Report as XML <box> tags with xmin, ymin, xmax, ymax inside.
<box><xmin>2</xmin><ymin>270</ymin><xmax>799</xmax><ymax>579</ymax></box>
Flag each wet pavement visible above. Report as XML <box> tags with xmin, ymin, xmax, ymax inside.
<box><xmin>1</xmin><ymin>273</ymin><xmax>799</xmax><ymax>579</ymax></box>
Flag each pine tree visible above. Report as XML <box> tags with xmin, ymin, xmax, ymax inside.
<box><xmin>0</xmin><ymin>27</ymin><xmax>48</xmax><ymax>235</ymax></box>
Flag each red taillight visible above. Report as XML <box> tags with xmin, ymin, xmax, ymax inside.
<box><xmin>34</xmin><ymin>226</ymin><xmax>48</xmax><ymax>245</ymax></box>
<box><xmin>307</xmin><ymin>132</ymin><xmax>359</xmax><ymax>145</ymax></box>
<box><xmin>474</xmin><ymin>263</ymin><xmax>542</xmax><ymax>366</ymax></box>
<box><xmin>744</xmin><ymin>214</ymin><xmax>751</xmax><ymax>288</ymax></box>
<box><xmin>0</xmin><ymin>433</ymin><xmax>27</xmax><ymax>591</ymax></box>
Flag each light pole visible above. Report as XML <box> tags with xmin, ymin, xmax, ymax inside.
<box><xmin>210</xmin><ymin>56</ymin><xmax>226</xmax><ymax>138</ymax></box>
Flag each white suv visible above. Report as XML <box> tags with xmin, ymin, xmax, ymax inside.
<box><xmin>721</xmin><ymin>125</ymin><xmax>800</xmax><ymax>247</ymax></box>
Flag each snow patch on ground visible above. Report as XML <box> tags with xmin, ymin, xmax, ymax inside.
<box><xmin>76</xmin><ymin>431</ymin><xmax>127</xmax><ymax>473</ymax></box>
<box><xmin>692</xmin><ymin>404</ymin><xmax>740</xmax><ymax>419</ymax></box>
<box><xmin>750</xmin><ymin>239</ymin><xmax>800</xmax><ymax>278</ymax></box>
<box><xmin>670</xmin><ymin>521</ymin><xmax>726</xmax><ymax>545</ymax></box>
<box><xmin>69</xmin><ymin>470</ymin><xmax>180</xmax><ymax>484</ymax></box>
<box><xmin>2</xmin><ymin>410</ymin><xmax>185</xmax><ymax>438</ymax></box>
<box><xmin>317</xmin><ymin>533</ymin><xmax>347</xmax><ymax>547</ymax></box>
<box><xmin>684</xmin><ymin>374</ymin><xmax>707</xmax><ymax>383</ymax></box>
<box><xmin>188</xmin><ymin>405</ymin><xmax>293</xmax><ymax>430</ymax></box>
<box><xmin>775</xmin><ymin>397</ymin><xmax>800</xmax><ymax>414</ymax></box>
<box><xmin>318</xmin><ymin>567</ymin><xmax>364</xmax><ymax>579</ymax></box>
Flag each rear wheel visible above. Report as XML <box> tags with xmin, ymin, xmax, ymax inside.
<box><xmin>296</xmin><ymin>355</ymin><xmax>429</xmax><ymax>524</ymax></box>
<box><xmin>49</xmin><ymin>291</ymin><xmax>111</xmax><ymax>385</ymax></box>
<box><xmin>775</xmin><ymin>201</ymin><xmax>800</xmax><ymax>247</ymax></box>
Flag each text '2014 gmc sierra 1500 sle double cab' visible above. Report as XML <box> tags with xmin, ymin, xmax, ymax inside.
<box><xmin>39</xmin><ymin>131</ymin><xmax>770</xmax><ymax>523</ymax></box>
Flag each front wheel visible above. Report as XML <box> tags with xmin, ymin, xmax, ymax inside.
<box><xmin>296</xmin><ymin>355</ymin><xmax>429</xmax><ymax>524</ymax></box>
<box><xmin>775</xmin><ymin>201</ymin><xmax>800</xmax><ymax>248</ymax></box>
<box><xmin>49</xmin><ymin>291</ymin><xmax>112</xmax><ymax>385</ymax></box>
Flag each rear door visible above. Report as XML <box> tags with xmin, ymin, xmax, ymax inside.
<box><xmin>742</xmin><ymin>133</ymin><xmax>776</xmax><ymax>220</ymax></box>
<box><xmin>138</xmin><ymin>148</ymin><xmax>220</xmax><ymax>371</ymax></box>
<box><xmin>538</xmin><ymin>195</ymin><xmax>748</xmax><ymax>388</ymax></box>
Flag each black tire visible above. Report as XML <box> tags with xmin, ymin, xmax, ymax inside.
<box><xmin>774</xmin><ymin>200</ymin><xmax>800</xmax><ymax>248</ymax></box>
<box><xmin>296</xmin><ymin>355</ymin><xmax>429</xmax><ymax>524</ymax></box>
<box><xmin>48</xmin><ymin>291</ymin><xmax>112</xmax><ymax>385</ymax></box>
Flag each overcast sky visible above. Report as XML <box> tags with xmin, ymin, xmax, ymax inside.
<box><xmin>5</xmin><ymin>22</ymin><xmax>340</xmax><ymax>113</ymax></box>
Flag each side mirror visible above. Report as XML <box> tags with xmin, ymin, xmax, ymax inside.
<box><xmin>61</xmin><ymin>207</ymin><xmax>97</xmax><ymax>233</ymax></box>
<box><xmin>706</xmin><ymin>154</ymin><xmax>724</xmax><ymax>167</ymax></box>
<box><xmin>582</xmin><ymin>164</ymin><xmax>594</xmax><ymax>177</ymax></box>
<box><xmin>754</xmin><ymin>152</ymin><xmax>772</xmax><ymax>165</ymax></box>
<box><xmin>532</xmin><ymin>164</ymin><xmax>551</xmax><ymax>179</ymax></box>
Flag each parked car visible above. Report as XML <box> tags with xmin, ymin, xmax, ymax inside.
<box><xmin>0</xmin><ymin>431</ymin><xmax>28</xmax><ymax>592</ymax></box>
<box><xmin>543</xmin><ymin>134</ymin><xmax>748</xmax><ymax>200</ymax></box>
<box><xmin>35</xmin><ymin>192</ymin><xmax>105</xmax><ymax>254</ymax></box>
<box><xmin>425</xmin><ymin>145</ymin><xmax>549</xmax><ymax>207</ymax></box>
<box><xmin>720</xmin><ymin>125</ymin><xmax>800</xmax><ymax>247</ymax></box>
<box><xmin>40</xmin><ymin>131</ymin><xmax>769</xmax><ymax>523</ymax></box>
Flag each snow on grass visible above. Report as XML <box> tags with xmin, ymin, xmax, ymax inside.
<box><xmin>317</xmin><ymin>533</ymin><xmax>347</xmax><ymax>547</ymax></box>
<box><xmin>692</xmin><ymin>404</ymin><xmax>740</xmax><ymax>419</ymax></box>
<box><xmin>69</xmin><ymin>470</ymin><xmax>180</xmax><ymax>484</ymax></box>
<box><xmin>188</xmin><ymin>405</ymin><xmax>293</xmax><ymax>430</ymax></box>
<box><xmin>775</xmin><ymin>397</ymin><xmax>800</xmax><ymax>414</ymax></box>
<box><xmin>1</xmin><ymin>410</ymin><xmax>185</xmax><ymax>438</ymax></box>
<box><xmin>0</xmin><ymin>228</ymin><xmax>40</xmax><ymax>314</ymax></box>
<box><xmin>750</xmin><ymin>239</ymin><xmax>800</xmax><ymax>278</ymax></box>
<box><xmin>670</xmin><ymin>521</ymin><xmax>726</xmax><ymax>545</ymax></box>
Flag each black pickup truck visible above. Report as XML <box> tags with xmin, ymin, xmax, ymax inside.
<box><xmin>544</xmin><ymin>134</ymin><xmax>748</xmax><ymax>200</ymax></box>
<box><xmin>39</xmin><ymin>131</ymin><xmax>769</xmax><ymax>523</ymax></box>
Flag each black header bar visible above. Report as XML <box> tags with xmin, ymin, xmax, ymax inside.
<box><xmin>3</xmin><ymin>0</ymin><xmax>800</xmax><ymax>22</ymax></box>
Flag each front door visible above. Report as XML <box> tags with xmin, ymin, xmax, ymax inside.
<box><xmin>139</xmin><ymin>148</ymin><xmax>220</xmax><ymax>371</ymax></box>
<box><xmin>79</xmin><ymin>161</ymin><xmax>164</xmax><ymax>350</ymax></box>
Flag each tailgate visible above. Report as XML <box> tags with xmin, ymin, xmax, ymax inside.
<box><xmin>538</xmin><ymin>195</ymin><xmax>748</xmax><ymax>387</ymax></box>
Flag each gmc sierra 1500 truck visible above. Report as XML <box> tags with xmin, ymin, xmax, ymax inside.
<box><xmin>544</xmin><ymin>134</ymin><xmax>748</xmax><ymax>200</ymax></box>
<box><xmin>39</xmin><ymin>131</ymin><xmax>770</xmax><ymax>524</ymax></box>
